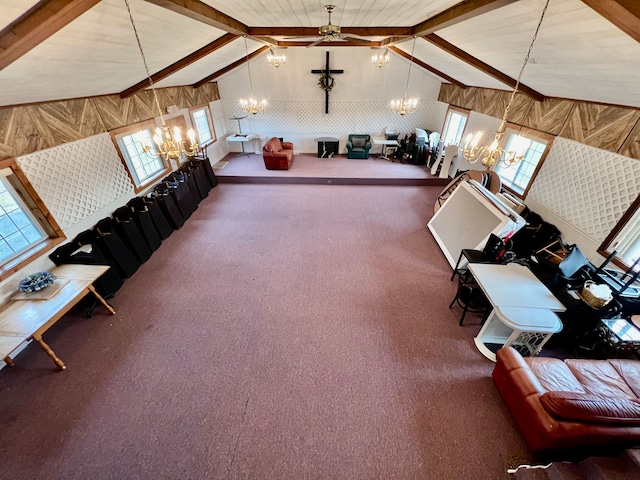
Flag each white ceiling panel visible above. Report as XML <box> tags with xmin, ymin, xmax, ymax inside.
<box><xmin>0</xmin><ymin>0</ymin><xmax>40</xmax><ymax>30</ymax></box>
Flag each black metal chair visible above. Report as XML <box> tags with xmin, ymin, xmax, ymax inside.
<box><xmin>449</xmin><ymin>275</ymin><xmax>491</xmax><ymax>326</ymax></box>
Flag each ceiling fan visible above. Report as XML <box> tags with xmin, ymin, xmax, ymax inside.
<box><xmin>286</xmin><ymin>5</ymin><xmax>370</xmax><ymax>47</ymax></box>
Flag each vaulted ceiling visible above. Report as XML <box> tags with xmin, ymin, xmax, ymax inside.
<box><xmin>0</xmin><ymin>0</ymin><xmax>639</xmax><ymax>108</ymax></box>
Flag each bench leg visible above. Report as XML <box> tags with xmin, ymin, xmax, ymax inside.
<box><xmin>88</xmin><ymin>285</ymin><xmax>116</xmax><ymax>315</ymax></box>
<box><xmin>32</xmin><ymin>334</ymin><xmax>65</xmax><ymax>370</ymax></box>
<box><xmin>4</xmin><ymin>356</ymin><xmax>14</xmax><ymax>367</ymax></box>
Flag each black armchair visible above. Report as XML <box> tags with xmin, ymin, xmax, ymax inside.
<box><xmin>346</xmin><ymin>134</ymin><xmax>371</xmax><ymax>159</ymax></box>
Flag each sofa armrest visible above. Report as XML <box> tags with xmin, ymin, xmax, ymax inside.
<box><xmin>281</xmin><ymin>141</ymin><xmax>293</xmax><ymax>150</ymax></box>
<box><xmin>346</xmin><ymin>141</ymin><xmax>353</xmax><ymax>149</ymax></box>
<box><xmin>540</xmin><ymin>391</ymin><xmax>640</xmax><ymax>425</ymax></box>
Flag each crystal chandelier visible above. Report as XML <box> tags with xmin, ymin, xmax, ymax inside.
<box><xmin>239</xmin><ymin>37</ymin><xmax>267</xmax><ymax>115</ymax></box>
<box><xmin>390</xmin><ymin>38</ymin><xmax>418</xmax><ymax>115</ymax></box>
<box><xmin>124</xmin><ymin>0</ymin><xmax>197</xmax><ymax>161</ymax></box>
<box><xmin>460</xmin><ymin>0</ymin><xmax>550</xmax><ymax>169</ymax></box>
<box><xmin>267</xmin><ymin>48</ymin><xmax>286</xmax><ymax>68</ymax></box>
<box><xmin>371</xmin><ymin>48</ymin><xmax>390</xmax><ymax>68</ymax></box>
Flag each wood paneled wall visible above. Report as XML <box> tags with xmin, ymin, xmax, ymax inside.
<box><xmin>0</xmin><ymin>83</ymin><xmax>220</xmax><ymax>161</ymax></box>
<box><xmin>438</xmin><ymin>84</ymin><xmax>640</xmax><ymax>160</ymax></box>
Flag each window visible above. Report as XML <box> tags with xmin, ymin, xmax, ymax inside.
<box><xmin>600</xmin><ymin>197</ymin><xmax>640</xmax><ymax>272</ymax></box>
<box><xmin>493</xmin><ymin>127</ymin><xmax>553</xmax><ymax>198</ymax></box>
<box><xmin>0</xmin><ymin>159</ymin><xmax>65</xmax><ymax>281</ymax></box>
<box><xmin>441</xmin><ymin>107</ymin><xmax>468</xmax><ymax>148</ymax></box>
<box><xmin>110</xmin><ymin>120</ymin><xmax>169</xmax><ymax>192</ymax></box>
<box><xmin>189</xmin><ymin>106</ymin><xmax>215</xmax><ymax>146</ymax></box>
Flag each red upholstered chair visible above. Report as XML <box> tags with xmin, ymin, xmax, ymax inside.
<box><xmin>262</xmin><ymin>137</ymin><xmax>294</xmax><ymax>170</ymax></box>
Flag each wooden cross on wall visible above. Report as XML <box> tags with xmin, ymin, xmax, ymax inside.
<box><xmin>311</xmin><ymin>51</ymin><xmax>344</xmax><ymax>114</ymax></box>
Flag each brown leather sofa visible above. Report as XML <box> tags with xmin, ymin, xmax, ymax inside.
<box><xmin>493</xmin><ymin>347</ymin><xmax>640</xmax><ymax>459</ymax></box>
<box><xmin>262</xmin><ymin>137</ymin><xmax>293</xmax><ymax>170</ymax></box>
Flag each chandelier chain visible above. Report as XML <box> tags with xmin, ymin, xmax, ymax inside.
<box><xmin>244</xmin><ymin>36</ymin><xmax>254</xmax><ymax>95</ymax></box>
<box><xmin>123</xmin><ymin>0</ymin><xmax>165</xmax><ymax>124</ymax></box>
<box><xmin>404</xmin><ymin>37</ymin><xmax>416</xmax><ymax>96</ymax></box>
<box><xmin>499</xmin><ymin>0</ymin><xmax>550</xmax><ymax>131</ymax></box>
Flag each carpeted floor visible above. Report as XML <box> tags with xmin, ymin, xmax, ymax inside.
<box><xmin>0</xmin><ymin>183</ymin><xmax>564</xmax><ymax>479</ymax></box>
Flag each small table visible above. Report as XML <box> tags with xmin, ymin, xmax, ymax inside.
<box><xmin>226</xmin><ymin>133</ymin><xmax>259</xmax><ymax>156</ymax></box>
<box><xmin>474</xmin><ymin>306</ymin><xmax>563</xmax><ymax>361</ymax></box>
<box><xmin>0</xmin><ymin>264</ymin><xmax>115</xmax><ymax>370</ymax></box>
<box><xmin>313</xmin><ymin>137</ymin><xmax>339</xmax><ymax>158</ymax></box>
<box><xmin>371</xmin><ymin>136</ymin><xmax>399</xmax><ymax>160</ymax></box>
<box><xmin>468</xmin><ymin>263</ymin><xmax>566</xmax><ymax>361</ymax></box>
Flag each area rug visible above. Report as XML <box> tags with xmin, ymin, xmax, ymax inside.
<box><xmin>213</xmin><ymin>160</ymin><xmax>229</xmax><ymax>169</ymax></box>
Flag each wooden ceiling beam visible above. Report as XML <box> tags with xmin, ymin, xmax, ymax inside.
<box><xmin>120</xmin><ymin>33</ymin><xmax>237</xmax><ymax>98</ymax></box>
<box><xmin>247</xmin><ymin>27</ymin><xmax>413</xmax><ymax>37</ymax></box>
<box><xmin>423</xmin><ymin>34</ymin><xmax>545</xmax><ymax>102</ymax></box>
<box><xmin>192</xmin><ymin>45</ymin><xmax>269</xmax><ymax>88</ymax></box>
<box><xmin>389</xmin><ymin>46</ymin><xmax>467</xmax><ymax>89</ymax></box>
<box><xmin>0</xmin><ymin>0</ymin><xmax>101</xmax><ymax>71</ymax></box>
<box><xmin>412</xmin><ymin>0</ymin><xmax>518</xmax><ymax>37</ymax></box>
<box><xmin>276</xmin><ymin>41</ymin><xmax>382</xmax><ymax>48</ymax></box>
<box><xmin>142</xmin><ymin>0</ymin><xmax>248</xmax><ymax>35</ymax></box>
<box><xmin>581</xmin><ymin>0</ymin><xmax>640</xmax><ymax>43</ymax></box>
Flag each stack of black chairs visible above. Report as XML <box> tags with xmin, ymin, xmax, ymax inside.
<box><xmin>49</xmin><ymin>157</ymin><xmax>218</xmax><ymax>315</ymax></box>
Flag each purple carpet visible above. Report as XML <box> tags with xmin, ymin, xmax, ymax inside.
<box><xmin>0</xmin><ymin>184</ymin><xmax>554</xmax><ymax>479</ymax></box>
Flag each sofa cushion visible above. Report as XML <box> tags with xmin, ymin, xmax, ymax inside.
<box><xmin>609</xmin><ymin>359</ymin><xmax>640</xmax><ymax>398</ymax></box>
<box><xmin>565</xmin><ymin>359</ymin><xmax>637</xmax><ymax>399</ymax></box>
<box><xmin>540</xmin><ymin>391</ymin><xmax>640</xmax><ymax>425</ymax></box>
<box><xmin>525</xmin><ymin>357</ymin><xmax>586</xmax><ymax>393</ymax></box>
<box><xmin>264</xmin><ymin>137</ymin><xmax>282</xmax><ymax>153</ymax></box>
<box><xmin>351</xmin><ymin>137</ymin><xmax>366</xmax><ymax>148</ymax></box>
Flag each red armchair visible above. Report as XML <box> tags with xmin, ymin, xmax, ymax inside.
<box><xmin>262</xmin><ymin>137</ymin><xmax>294</xmax><ymax>170</ymax></box>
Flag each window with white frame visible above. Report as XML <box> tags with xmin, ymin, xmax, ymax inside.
<box><xmin>0</xmin><ymin>159</ymin><xmax>65</xmax><ymax>280</ymax></box>
<box><xmin>110</xmin><ymin>120</ymin><xmax>168</xmax><ymax>191</ymax></box>
<box><xmin>190</xmin><ymin>106</ymin><xmax>215</xmax><ymax>146</ymax></box>
<box><xmin>493</xmin><ymin>128</ymin><xmax>552</xmax><ymax>197</ymax></box>
<box><xmin>601</xmin><ymin>198</ymin><xmax>640</xmax><ymax>272</ymax></box>
<box><xmin>441</xmin><ymin>108</ymin><xmax>468</xmax><ymax>148</ymax></box>
<box><xmin>0</xmin><ymin>178</ymin><xmax>46</xmax><ymax>264</ymax></box>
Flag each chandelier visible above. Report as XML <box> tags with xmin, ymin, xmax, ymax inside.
<box><xmin>267</xmin><ymin>48</ymin><xmax>286</xmax><ymax>68</ymax></box>
<box><xmin>371</xmin><ymin>48</ymin><xmax>390</xmax><ymax>68</ymax></box>
<box><xmin>124</xmin><ymin>0</ymin><xmax>197</xmax><ymax>161</ymax></box>
<box><xmin>239</xmin><ymin>37</ymin><xmax>267</xmax><ymax>115</ymax></box>
<box><xmin>390</xmin><ymin>38</ymin><xmax>418</xmax><ymax>115</ymax></box>
<box><xmin>460</xmin><ymin>0</ymin><xmax>550</xmax><ymax>169</ymax></box>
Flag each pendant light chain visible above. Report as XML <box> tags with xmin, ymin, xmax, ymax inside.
<box><xmin>244</xmin><ymin>36</ymin><xmax>254</xmax><ymax>96</ymax></box>
<box><xmin>123</xmin><ymin>0</ymin><xmax>165</xmax><ymax>124</ymax></box>
<box><xmin>499</xmin><ymin>0</ymin><xmax>550</xmax><ymax>132</ymax></box>
<box><xmin>404</xmin><ymin>37</ymin><xmax>417</xmax><ymax>96</ymax></box>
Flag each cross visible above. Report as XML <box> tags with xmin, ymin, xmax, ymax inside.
<box><xmin>311</xmin><ymin>51</ymin><xmax>344</xmax><ymax>114</ymax></box>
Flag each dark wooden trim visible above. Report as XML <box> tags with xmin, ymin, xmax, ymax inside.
<box><xmin>120</xmin><ymin>33</ymin><xmax>237</xmax><ymax>98</ymax></box>
<box><xmin>598</xmin><ymin>195</ymin><xmax>640</xmax><ymax>271</ymax></box>
<box><xmin>581</xmin><ymin>0</ymin><xmax>640</xmax><ymax>43</ymax></box>
<box><xmin>413</xmin><ymin>0</ymin><xmax>518</xmax><ymax>37</ymax></box>
<box><xmin>423</xmin><ymin>34</ymin><xmax>546</xmax><ymax>102</ymax></box>
<box><xmin>0</xmin><ymin>158</ymin><xmax>66</xmax><ymax>281</ymax></box>
<box><xmin>276</xmin><ymin>40</ymin><xmax>381</xmax><ymax>48</ymax></box>
<box><xmin>192</xmin><ymin>45</ymin><xmax>270</xmax><ymax>88</ymax></box>
<box><xmin>247</xmin><ymin>27</ymin><xmax>413</xmax><ymax>37</ymax></box>
<box><xmin>0</xmin><ymin>0</ymin><xmax>101</xmax><ymax>71</ymax></box>
<box><xmin>389</xmin><ymin>46</ymin><xmax>467</xmax><ymax>89</ymax></box>
<box><xmin>142</xmin><ymin>0</ymin><xmax>248</xmax><ymax>35</ymax></box>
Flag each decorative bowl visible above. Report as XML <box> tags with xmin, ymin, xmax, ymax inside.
<box><xmin>18</xmin><ymin>272</ymin><xmax>56</xmax><ymax>293</ymax></box>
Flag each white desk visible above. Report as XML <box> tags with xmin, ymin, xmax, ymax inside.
<box><xmin>371</xmin><ymin>136</ymin><xmax>399</xmax><ymax>160</ymax></box>
<box><xmin>468</xmin><ymin>263</ymin><xmax>565</xmax><ymax>361</ymax></box>
<box><xmin>468</xmin><ymin>263</ymin><xmax>566</xmax><ymax>312</ymax></box>
<box><xmin>226</xmin><ymin>134</ymin><xmax>259</xmax><ymax>155</ymax></box>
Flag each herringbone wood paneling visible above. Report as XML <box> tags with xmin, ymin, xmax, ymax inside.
<box><xmin>439</xmin><ymin>84</ymin><xmax>640</xmax><ymax>160</ymax></box>
<box><xmin>0</xmin><ymin>84</ymin><xmax>220</xmax><ymax>160</ymax></box>
<box><xmin>523</xmin><ymin>97</ymin><xmax>574</xmax><ymax>135</ymax></box>
<box><xmin>559</xmin><ymin>103</ymin><xmax>640</xmax><ymax>153</ymax></box>
<box><xmin>619</xmin><ymin>118</ymin><xmax>640</xmax><ymax>160</ymax></box>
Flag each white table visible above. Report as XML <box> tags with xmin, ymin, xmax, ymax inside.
<box><xmin>467</xmin><ymin>263</ymin><xmax>565</xmax><ymax>361</ymax></box>
<box><xmin>468</xmin><ymin>263</ymin><xmax>566</xmax><ymax>312</ymax></box>
<box><xmin>226</xmin><ymin>133</ymin><xmax>259</xmax><ymax>155</ymax></box>
<box><xmin>371</xmin><ymin>136</ymin><xmax>399</xmax><ymax>160</ymax></box>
